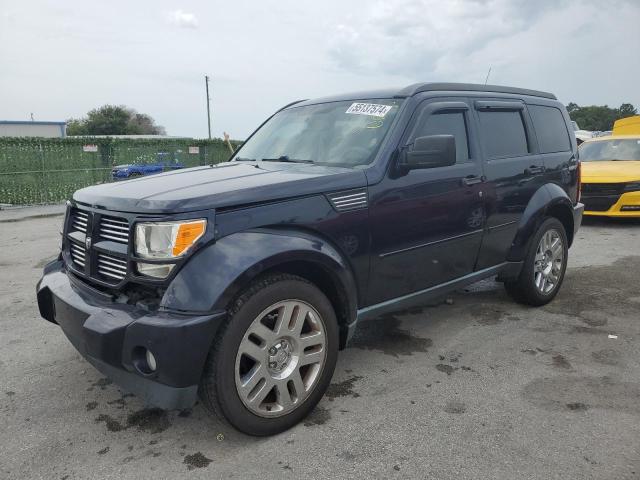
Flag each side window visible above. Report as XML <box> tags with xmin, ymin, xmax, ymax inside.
<box><xmin>529</xmin><ymin>105</ymin><xmax>571</xmax><ymax>153</ymax></box>
<box><xmin>478</xmin><ymin>110</ymin><xmax>529</xmax><ymax>158</ymax></box>
<box><xmin>414</xmin><ymin>111</ymin><xmax>469</xmax><ymax>164</ymax></box>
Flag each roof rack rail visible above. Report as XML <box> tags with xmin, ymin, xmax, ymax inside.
<box><xmin>397</xmin><ymin>83</ymin><xmax>556</xmax><ymax>100</ymax></box>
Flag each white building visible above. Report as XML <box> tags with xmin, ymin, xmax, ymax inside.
<box><xmin>0</xmin><ymin>120</ymin><xmax>66</xmax><ymax>138</ymax></box>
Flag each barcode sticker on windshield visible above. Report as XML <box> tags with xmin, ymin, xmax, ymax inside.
<box><xmin>346</xmin><ymin>103</ymin><xmax>393</xmax><ymax>117</ymax></box>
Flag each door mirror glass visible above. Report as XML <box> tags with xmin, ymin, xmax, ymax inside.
<box><xmin>403</xmin><ymin>134</ymin><xmax>456</xmax><ymax>169</ymax></box>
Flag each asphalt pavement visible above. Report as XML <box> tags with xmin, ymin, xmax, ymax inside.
<box><xmin>1</xmin><ymin>208</ymin><xmax>639</xmax><ymax>479</ymax></box>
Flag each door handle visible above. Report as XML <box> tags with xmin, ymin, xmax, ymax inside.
<box><xmin>462</xmin><ymin>175</ymin><xmax>484</xmax><ymax>186</ymax></box>
<box><xmin>525</xmin><ymin>165</ymin><xmax>545</xmax><ymax>175</ymax></box>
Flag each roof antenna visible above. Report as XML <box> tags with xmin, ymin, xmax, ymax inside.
<box><xmin>484</xmin><ymin>67</ymin><xmax>492</xmax><ymax>85</ymax></box>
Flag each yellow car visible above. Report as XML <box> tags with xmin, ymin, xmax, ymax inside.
<box><xmin>613</xmin><ymin>115</ymin><xmax>640</xmax><ymax>135</ymax></box>
<box><xmin>579</xmin><ymin>135</ymin><xmax>640</xmax><ymax>217</ymax></box>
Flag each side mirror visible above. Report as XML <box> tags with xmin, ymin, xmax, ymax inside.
<box><xmin>402</xmin><ymin>135</ymin><xmax>456</xmax><ymax>170</ymax></box>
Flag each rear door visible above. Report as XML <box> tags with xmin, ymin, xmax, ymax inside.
<box><xmin>473</xmin><ymin>99</ymin><xmax>545</xmax><ymax>269</ymax></box>
<box><xmin>527</xmin><ymin>102</ymin><xmax>578</xmax><ymax>202</ymax></box>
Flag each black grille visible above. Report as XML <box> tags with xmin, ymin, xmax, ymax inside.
<box><xmin>71</xmin><ymin>209</ymin><xmax>89</xmax><ymax>233</ymax></box>
<box><xmin>581</xmin><ymin>183</ymin><xmax>624</xmax><ymax>212</ymax></box>
<box><xmin>582</xmin><ymin>197</ymin><xmax>618</xmax><ymax>212</ymax></box>
<box><xmin>581</xmin><ymin>183</ymin><xmax>625</xmax><ymax>196</ymax></box>
<box><xmin>65</xmin><ymin>206</ymin><xmax>131</xmax><ymax>285</ymax></box>
<box><xmin>97</xmin><ymin>253</ymin><xmax>127</xmax><ymax>281</ymax></box>
<box><xmin>99</xmin><ymin>215</ymin><xmax>129</xmax><ymax>244</ymax></box>
<box><xmin>69</xmin><ymin>242</ymin><xmax>86</xmax><ymax>268</ymax></box>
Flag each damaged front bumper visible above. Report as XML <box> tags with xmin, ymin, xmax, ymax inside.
<box><xmin>36</xmin><ymin>260</ymin><xmax>226</xmax><ymax>410</ymax></box>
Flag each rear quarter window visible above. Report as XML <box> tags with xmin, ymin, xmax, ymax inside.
<box><xmin>478</xmin><ymin>110</ymin><xmax>529</xmax><ymax>159</ymax></box>
<box><xmin>529</xmin><ymin>105</ymin><xmax>571</xmax><ymax>153</ymax></box>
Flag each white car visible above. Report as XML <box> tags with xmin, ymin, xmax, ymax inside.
<box><xmin>571</xmin><ymin>121</ymin><xmax>594</xmax><ymax>144</ymax></box>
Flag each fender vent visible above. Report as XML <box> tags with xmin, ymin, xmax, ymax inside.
<box><xmin>327</xmin><ymin>188</ymin><xmax>368</xmax><ymax>212</ymax></box>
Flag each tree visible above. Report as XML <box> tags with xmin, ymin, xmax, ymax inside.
<box><xmin>565</xmin><ymin>102</ymin><xmax>637</xmax><ymax>131</ymax></box>
<box><xmin>618</xmin><ymin>103</ymin><xmax>637</xmax><ymax>118</ymax></box>
<box><xmin>66</xmin><ymin>105</ymin><xmax>166</xmax><ymax>136</ymax></box>
<box><xmin>127</xmin><ymin>112</ymin><xmax>166</xmax><ymax>135</ymax></box>
<box><xmin>66</xmin><ymin>118</ymin><xmax>88</xmax><ymax>136</ymax></box>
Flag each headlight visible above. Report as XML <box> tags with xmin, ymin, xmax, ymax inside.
<box><xmin>135</xmin><ymin>219</ymin><xmax>206</xmax><ymax>260</ymax></box>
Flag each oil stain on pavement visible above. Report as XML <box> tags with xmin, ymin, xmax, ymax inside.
<box><xmin>591</xmin><ymin>348</ymin><xmax>621</xmax><ymax>366</ymax></box>
<box><xmin>304</xmin><ymin>406</ymin><xmax>331</xmax><ymax>426</ymax></box>
<box><xmin>551</xmin><ymin>354</ymin><xmax>572</xmax><ymax>370</ymax></box>
<box><xmin>326</xmin><ymin>375</ymin><xmax>363</xmax><ymax>401</ymax></box>
<box><xmin>95</xmin><ymin>408</ymin><xmax>170</xmax><ymax>434</ymax></box>
<box><xmin>183</xmin><ymin>452</ymin><xmax>212</xmax><ymax>471</ymax></box>
<box><xmin>544</xmin><ymin>256</ymin><xmax>640</xmax><ymax>321</ymax></box>
<box><xmin>472</xmin><ymin>304</ymin><xmax>509</xmax><ymax>325</ymax></box>
<box><xmin>523</xmin><ymin>376</ymin><xmax>640</xmax><ymax>415</ymax></box>
<box><xmin>443</xmin><ymin>400</ymin><xmax>466</xmax><ymax>414</ymax></box>
<box><xmin>350</xmin><ymin>315</ymin><xmax>432</xmax><ymax>357</ymax></box>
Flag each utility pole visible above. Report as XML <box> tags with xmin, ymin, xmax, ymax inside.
<box><xmin>205</xmin><ymin>75</ymin><xmax>212</xmax><ymax>139</ymax></box>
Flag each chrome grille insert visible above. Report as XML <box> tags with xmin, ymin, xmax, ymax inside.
<box><xmin>97</xmin><ymin>253</ymin><xmax>127</xmax><ymax>281</ymax></box>
<box><xmin>69</xmin><ymin>243</ymin><xmax>86</xmax><ymax>267</ymax></box>
<box><xmin>327</xmin><ymin>189</ymin><xmax>368</xmax><ymax>212</ymax></box>
<box><xmin>71</xmin><ymin>210</ymin><xmax>89</xmax><ymax>233</ymax></box>
<box><xmin>99</xmin><ymin>216</ymin><xmax>129</xmax><ymax>244</ymax></box>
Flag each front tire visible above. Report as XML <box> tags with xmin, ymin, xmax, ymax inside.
<box><xmin>199</xmin><ymin>273</ymin><xmax>338</xmax><ymax>436</ymax></box>
<box><xmin>504</xmin><ymin>217</ymin><xmax>568</xmax><ymax>306</ymax></box>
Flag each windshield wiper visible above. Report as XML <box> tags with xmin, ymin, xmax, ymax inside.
<box><xmin>234</xmin><ymin>157</ymin><xmax>256</xmax><ymax>161</ymax></box>
<box><xmin>261</xmin><ymin>155</ymin><xmax>314</xmax><ymax>164</ymax></box>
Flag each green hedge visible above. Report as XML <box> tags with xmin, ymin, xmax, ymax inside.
<box><xmin>0</xmin><ymin>137</ymin><xmax>239</xmax><ymax>205</ymax></box>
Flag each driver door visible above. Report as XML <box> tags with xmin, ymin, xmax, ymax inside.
<box><xmin>366</xmin><ymin>98</ymin><xmax>486</xmax><ymax>305</ymax></box>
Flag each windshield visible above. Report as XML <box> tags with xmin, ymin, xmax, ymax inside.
<box><xmin>232</xmin><ymin>99</ymin><xmax>403</xmax><ymax>167</ymax></box>
<box><xmin>580</xmin><ymin>138</ymin><xmax>640</xmax><ymax>161</ymax></box>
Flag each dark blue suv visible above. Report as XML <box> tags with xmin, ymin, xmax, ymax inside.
<box><xmin>37</xmin><ymin>83</ymin><xmax>583</xmax><ymax>435</ymax></box>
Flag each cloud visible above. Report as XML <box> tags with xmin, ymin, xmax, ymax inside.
<box><xmin>166</xmin><ymin>9</ymin><xmax>198</xmax><ymax>29</ymax></box>
<box><xmin>329</xmin><ymin>0</ymin><xmax>528</xmax><ymax>76</ymax></box>
<box><xmin>2</xmin><ymin>0</ymin><xmax>638</xmax><ymax>138</ymax></box>
<box><xmin>327</xmin><ymin>0</ymin><xmax>638</xmax><ymax>84</ymax></box>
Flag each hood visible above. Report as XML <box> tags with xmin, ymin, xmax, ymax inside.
<box><xmin>74</xmin><ymin>162</ymin><xmax>366</xmax><ymax>213</ymax></box>
<box><xmin>581</xmin><ymin>160</ymin><xmax>640</xmax><ymax>183</ymax></box>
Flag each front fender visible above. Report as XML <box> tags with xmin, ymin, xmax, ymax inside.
<box><xmin>507</xmin><ymin>183</ymin><xmax>574</xmax><ymax>262</ymax></box>
<box><xmin>160</xmin><ymin>229</ymin><xmax>358</xmax><ymax>321</ymax></box>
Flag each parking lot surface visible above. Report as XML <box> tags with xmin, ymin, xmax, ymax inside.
<box><xmin>1</xmin><ymin>210</ymin><xmax>639</xmax><ymax>480</ymax></box>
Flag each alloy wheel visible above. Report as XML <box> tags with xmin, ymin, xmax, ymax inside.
<box><xmin>533</xmin><ymin>228</ymin><xmax>564</xmax><ymax>295</ymax></box>
<box><xmin>234</xmin><ymin>300</ymin><xmax>327</xmax><ymax>417</ymax></box>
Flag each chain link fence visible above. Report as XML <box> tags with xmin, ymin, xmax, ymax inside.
<box><xmin>0</xmin><ymin>137</ymin><xmax>237</xmax><ymax>205</ymax></box>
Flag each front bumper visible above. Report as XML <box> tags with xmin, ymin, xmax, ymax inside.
<box><xmin>583</xmin><ymin>191</ymin><xmax>640</xmax><ymax>217</ymax></box>
<box><xmin>36</xmin><ymin>260</ymin><xmax>226</xmax><ymax>409</ymax></box>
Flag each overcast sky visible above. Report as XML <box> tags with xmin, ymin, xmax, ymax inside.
<box><xmin>1</xmin><ymin>0</ymin><xmax>639</xmax><ymax>138</ymax></box>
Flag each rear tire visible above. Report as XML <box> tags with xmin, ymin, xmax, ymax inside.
<box><xmin>199</xmin><ymin>273</ymin><xmax>338</xmax><ymax>436</ymax></box>
<box><xmin>504</xmin><ymin>217</ymin><xmax>568</xmax><ymax>306</ymax></box>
